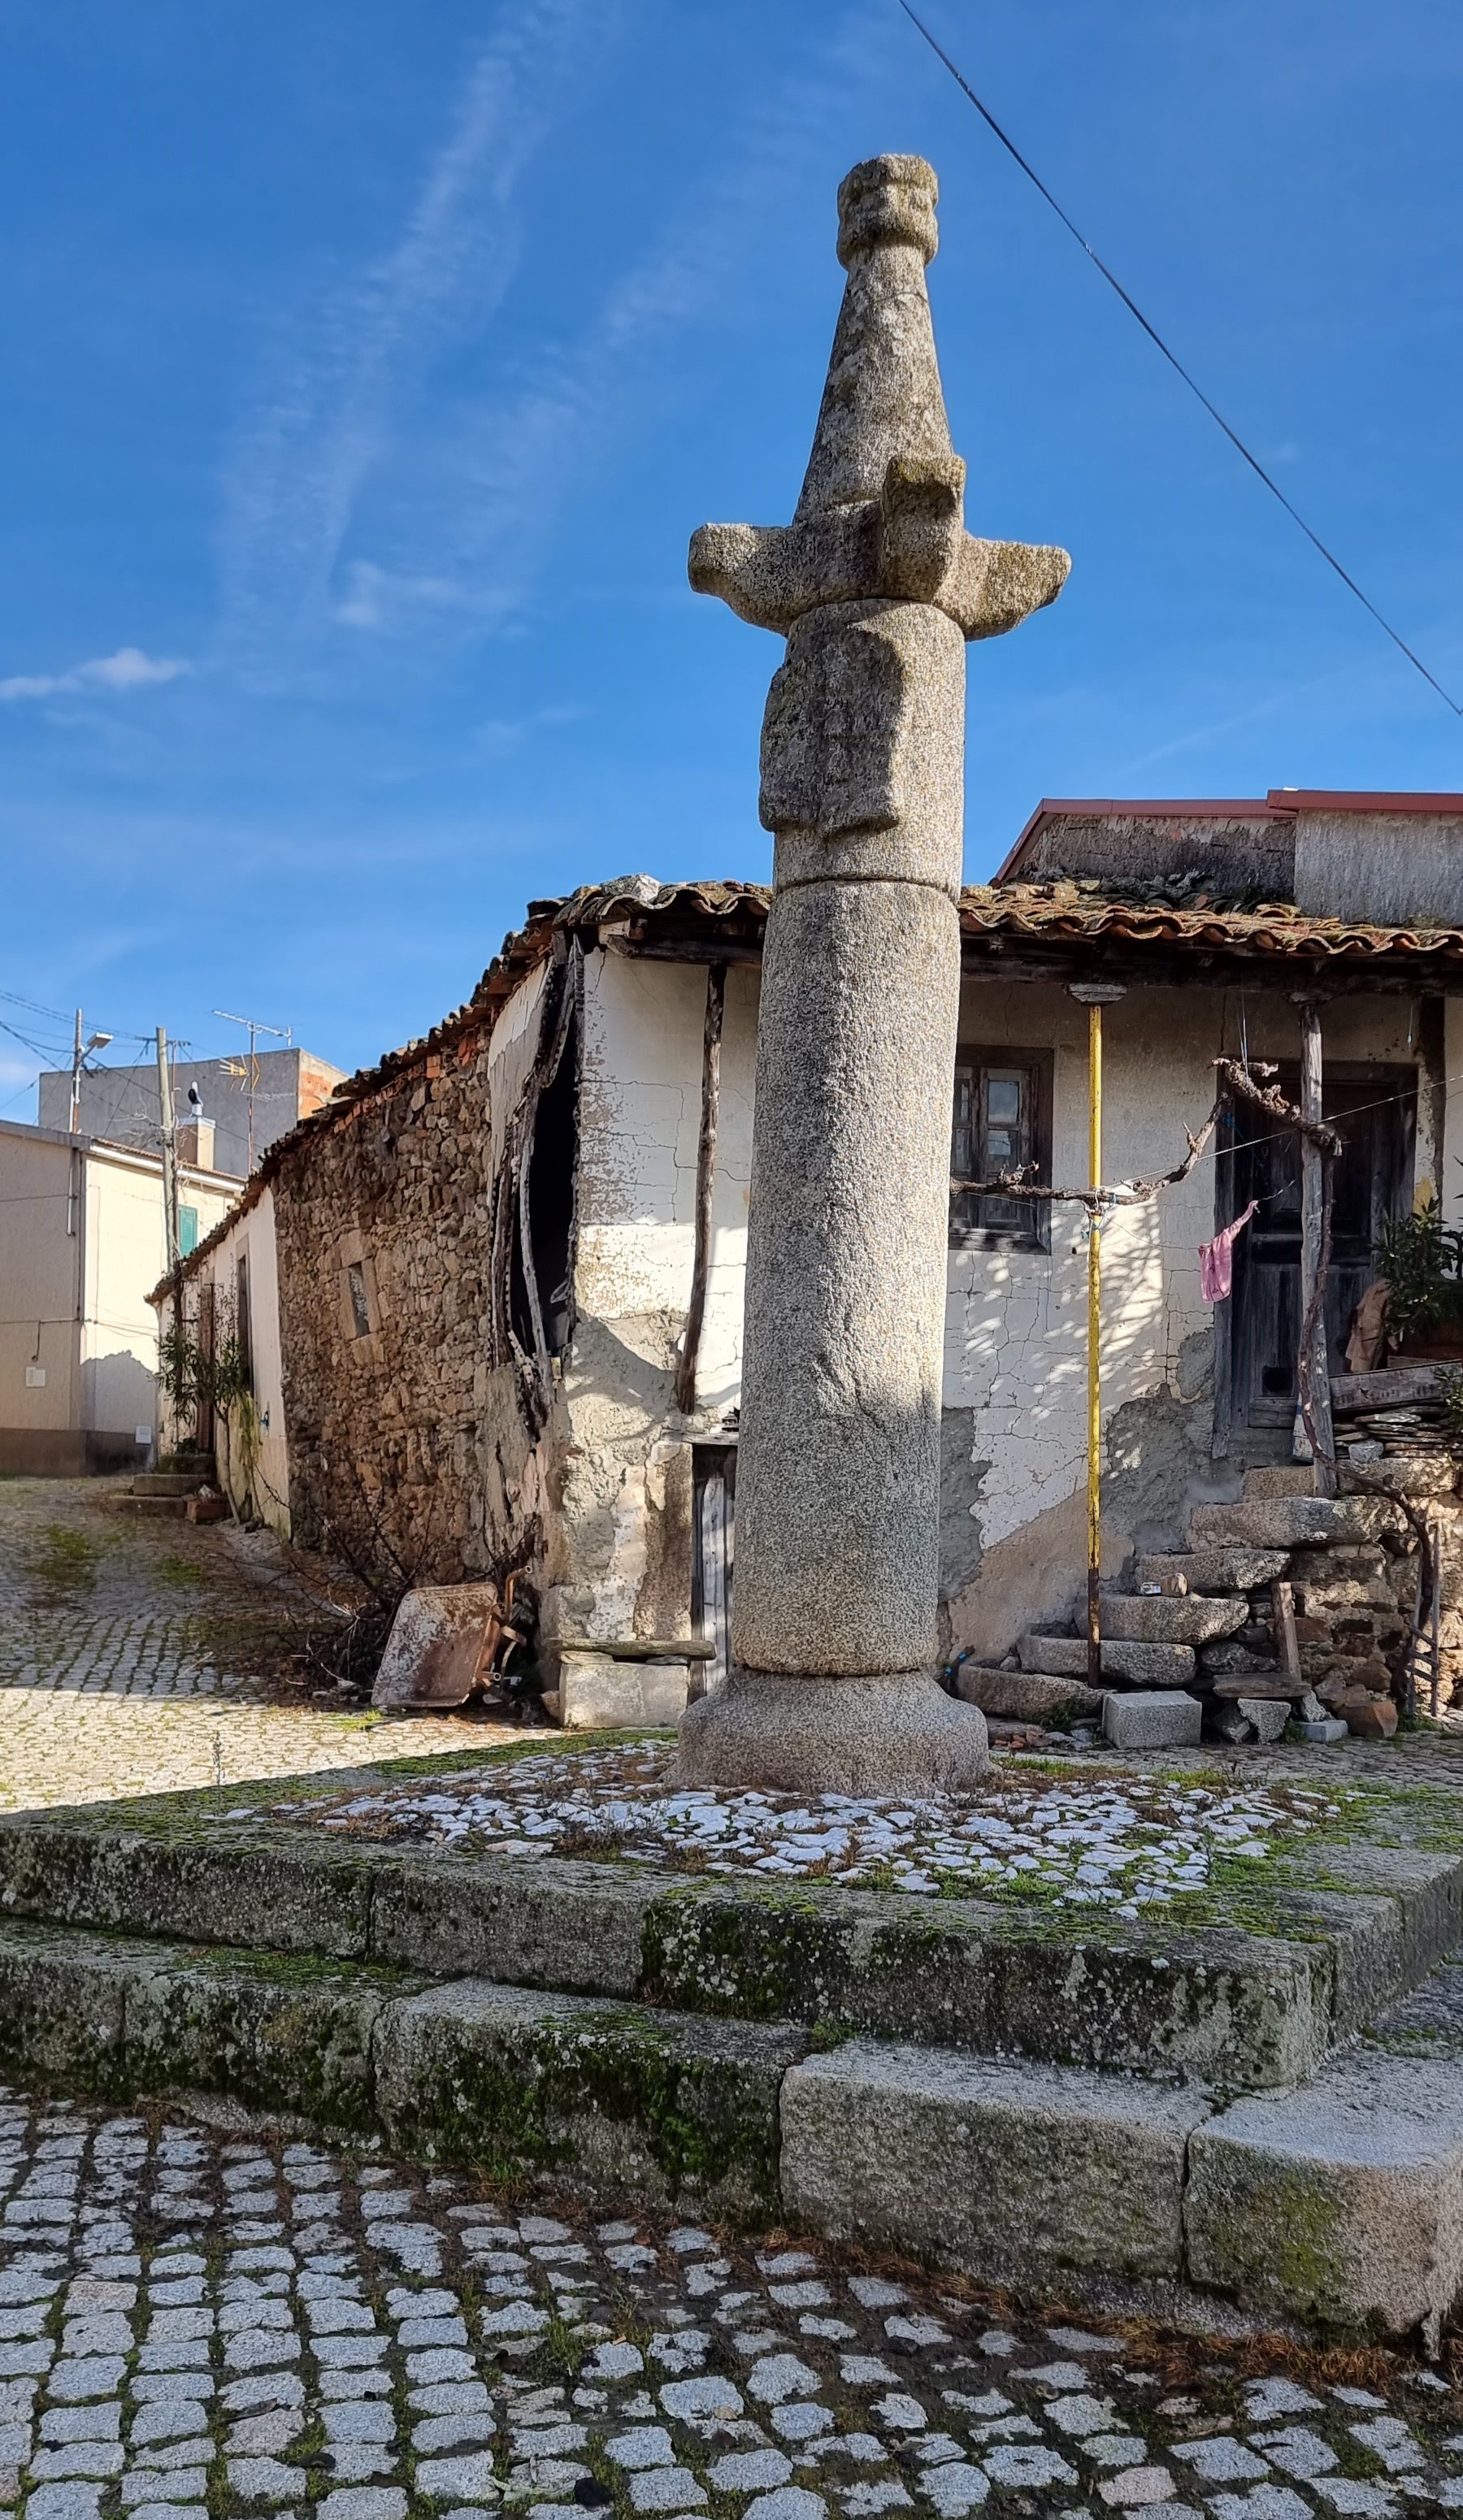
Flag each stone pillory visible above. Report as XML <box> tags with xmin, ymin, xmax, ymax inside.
<box><xmin>679</xmin><ymin>154</ymin><xmax>1070</xmax><ymax>1793</ymax></box>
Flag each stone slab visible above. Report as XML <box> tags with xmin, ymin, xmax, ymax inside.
<box><xmin>374</xmin><ymin>1979</ymin><xmax>803</xmax><ymax>2219</ymax></box>
<box><xmin>370</xmin><ymin>1850</ymin><xmax>656</xmax><ymax>1993</ymax></box>
<box><xmin>641</xmin><ymin>1885</ymin><xmax>1330</xmax><ymax>2089</ymax></box>
<box><xmin>1187</xmin><ymin>1499</ymin><xmax>1391</xmax><ymax>1551</ymax></box>
<box><xmin>1235</xmin><ymin>1698</ymin><xmax>1290</xmax><ymax>1744</ymax></box>
<box><xmin>1102</xmin><ymin>1694</ymin><xmax>1203</xmax><ymax>1750</ymax></box>
<box><xmin>780</xmin><ymin>2041</ymin><xmax>1209</xmax><ymax>2288</ymax></box>
<box><xmin>1101</xmin><ymin>1596</ymin><xmax>1249</xmax><ymax>1647</ymax></box>
<box><xmin>954</xmin><ymin>1668</ymin><xmax>1103</xmax><ymax>1724</ymax></box>
<box><xmin>1186</xmin><ymin>2049</ymin><xmax>1463</xmax><ymax>2344</ymax></box>
<box><xmin>1135</xmin><ymin>1551</ymin><xmax>1290</xmax><ymax>1594</ymax></box>
<box><xmin>557</xmin><ymin>1654</ymin><xmax>690</xmax><ymax>1732</ymax></box>
<box><xmin>1017</xmin><ymin>1635</ymin><xmax>1196</xmax><ymax>1685</ymax></box>
<box><xmin>0</xmin><ymin>1820</ymin><xmax>372</xmax><ymax>1961</ymax></box>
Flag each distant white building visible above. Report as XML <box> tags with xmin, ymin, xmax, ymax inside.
<box><xmin>0</xmin><ymin>1118</ymin><xmax>239</xmax><ymax>1474</ymax></box>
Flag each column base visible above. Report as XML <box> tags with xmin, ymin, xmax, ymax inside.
<box><xmin>676</xmin><ymin>1666</ymin><xmax>990</xmax><ymax>1796</ymax></box>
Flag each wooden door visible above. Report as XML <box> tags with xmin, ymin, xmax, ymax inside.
<box><xmin>1224</xmin><ymin>1068</ymin><xmax>1415</xmax><ymax>1431</ymax></box>
<box><xmin>691</xmin><ymin>1443</ymin><xmax>736</xmax><ymax>1700</ymax></box>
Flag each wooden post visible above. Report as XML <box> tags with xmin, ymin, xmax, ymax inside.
<box><xmin>1297</xmin><ymin>1002</ymin><xmax>1336</xmax><ymax>1494</ymax></box>
<box><xmin>676</xmin><ymin>962</ymin><xmax>727</xmax><ymax>1416</ymax></box>
<box><xmin>1087</xmin><ymin>1000</ymin><xmax>1103</xmax><ymax>1689</ymax></box>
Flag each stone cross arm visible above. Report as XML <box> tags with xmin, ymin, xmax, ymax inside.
<box><xmin>688</xmin><ymin>453</ymin><xmax>1070</xmax><ymax>641</ymax></box>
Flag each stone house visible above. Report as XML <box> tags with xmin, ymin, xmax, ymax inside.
<box><xmin>155</xmin><ymin>789</ymin><xmax>1463</xmax><ymax>1715</ymax></box>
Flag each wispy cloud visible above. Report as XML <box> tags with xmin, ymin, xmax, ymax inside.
<box><xmin>0</xmin><ymin>647</ymin><xmax>192</xmax><ymax>704</ymax></box>
<box><xmin>220</xmin><ymin>0</ymin><xmax>623</xmax><ymax>672</ymax></box>
<box><xmin>389</xmin><ymin>0</ymin><xmax>902</xmax><ymax>623</ymax></box>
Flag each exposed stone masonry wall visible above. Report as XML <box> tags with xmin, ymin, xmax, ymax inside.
<box><xmin>272</xmin><ymin>1026</ymin><xmax>540</xmax><ymax>1588</ymax></box>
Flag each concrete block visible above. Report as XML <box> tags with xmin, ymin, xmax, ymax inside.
<box><xmin>780</xmin><ymin>2041</ymin><xmax>1209</xmax><ymax>2287</ymax></box>
<box><xmin>1186</xmin><ymin>2050</ymin><xmax>1463</xmax><ymax>2343</ymax></box>
<box><xmin>1101</xmin><ymin>1595</ymin><xmax>1248</xmax><ymax>1647</ymax></box>
<box><xmin>1101</xmin><ymin>1692</ymin><xmax>1203</xmax><ymax>1750</ymax></box>
<box><xmin>1018</xmin><ymin>1634</ymin><xmax>1196</xmax><ymax>1685</ymax></box>
<box><xmin>557</xmin><ymin>1651</ymin><xmax>689</xmax><ymax>1730</ymax></box>
<box><xmin>375</xmin><ymin>1977</ymin><xmax>802</xmax><ymax>2218</ymax></box>
<box><xmin>1236</xmin><ymin>1698</ymin><xmax>1290</xmax><ymax>1744</ymax></box>
<box><xmin>1291</xmin><ymin>1717</ymin><xmax>1348</xmax><ymax>1745</ymax></box>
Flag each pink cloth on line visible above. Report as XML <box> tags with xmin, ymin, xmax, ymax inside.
<box><xmin>1199</xmin><ymin>1199</ymin><xmax>1259</xmax><ymax>1304</ymax></box>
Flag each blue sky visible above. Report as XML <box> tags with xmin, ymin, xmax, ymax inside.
<box><xmin>2</xmin><ymin>0</ymin><xmax>1461</xmax><ymax>1108</ymax></box>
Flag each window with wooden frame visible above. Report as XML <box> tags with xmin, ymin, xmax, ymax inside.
<box><xmin>949</xmin><ymin>1050</ymin><xmax>1053</xmax><ymax>1248</ymax></box>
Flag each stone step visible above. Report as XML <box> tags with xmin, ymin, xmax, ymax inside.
<box><xmin>111</xmin><ymin>1494</ymin><xmax>189</xmax><ymax>1520</ymax></box>
<box><xmin>0</xmin><ymin>1919</ymin><xmax>794</xmax><ymax>2219</ymax></box>
<box><xmin>0</xmin><ymin>1792</ymin><xmax>1361</xmax><ymax>2093</ymax></box>
<box><xmin>784</xmin><ymin>2032</ymin><xmax>1463</xmax><ymax>2345</ymax></box>
<box><xmin>1243</xmin><ymin>1465</ymin><xmax>1318</xmax><ymax>1499</ymax></box>
<box><xmin>1134</xmin><ymin>1548</ymin><xmax>1291</xmax><ymax>1594</ymax></box>
<box><xmin>1100</xmin><ymin>1593</ymin><xmax>1249</xmax><ymax>1646</ymax></box>
<box><xmin>1017</xmin><ymin>1632</ymin><xmax>1196</xmax><ymax>1685</ymax></box>
<box><xmin>7</xmin><ymin>1907</ymin><xmax>1463</xmax><ymax>2338</ymax></box>
<box><xmin>132</xmin><ymin>1473</ymin><xmax>208</xmax><ymax>1498</ymax></box>
<box><xmin>1187</xmin><ymin>1496</ymin><xmax>1390</xmax><ymax>1552</ymax></box>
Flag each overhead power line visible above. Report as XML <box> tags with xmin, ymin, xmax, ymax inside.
<box><xmin>894</xmin><ymin>0</ymin><xmax>1463</xmax><ymax>718</ymax></box>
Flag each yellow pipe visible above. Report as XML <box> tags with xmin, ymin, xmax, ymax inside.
<box><xmin>1087</xmin><ymin>1000</ymin><xmax>1103</xmax><ymax>1689</ymax></box>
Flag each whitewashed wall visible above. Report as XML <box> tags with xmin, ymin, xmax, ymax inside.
<box><xmin>575</xmin><ymin>948</ymin><xmax>758</xmax><ymax>1417</ymax></box>
<box><xmin>554</xmin><ymin>945</ymin><xmax>1443</xmax><ymax>1662</ymax></box>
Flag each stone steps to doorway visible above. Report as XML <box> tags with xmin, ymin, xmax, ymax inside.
<box><xmin>2</xmin><ymin>1770</ymin><xmax>1463</xmax><ymax>2337</ymax></box>
<box><xmin>1015</xmin><ymin>1632</ymin><xmax>1196</xmax><ymax>1686</ymax></box>
<box><xmin>112</xmin><ymin>1458</ymin><xmax>224</xmax><ymax>1520</ymax></box>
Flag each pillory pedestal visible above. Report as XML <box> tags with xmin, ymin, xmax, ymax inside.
<box><xmin>679</xmin><ymin>155</ymin><xmax>1069</xmax><ymax>1793</ymax></box>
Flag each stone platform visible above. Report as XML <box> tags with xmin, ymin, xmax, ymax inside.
<box><xmin>2</xmin><ymin>1738</ymin><xmax>1463</xmax><ymax>2344</ymax></box>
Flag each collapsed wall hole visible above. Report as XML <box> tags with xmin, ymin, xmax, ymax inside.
<box><xmin>510</xmin><ymin>1002</ymin><xmax>579</xmax><ymax>1359</ymax></box>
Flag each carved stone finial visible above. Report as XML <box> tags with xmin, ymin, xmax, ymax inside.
<box><xmin>688</xmin><ymin>153</ymin><xmax>1070</xmax><ymax>638</ymax></box>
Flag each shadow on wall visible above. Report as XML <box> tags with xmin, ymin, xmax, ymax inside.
<box><xmin>938</xmin><ymin>1330</ymin><xmax>1247</xmax><ymax>1663</ymax></box>
<box><xmin>83</xmin><ymin>1350</ymin><xmax>159</xmax><ymax>1447</ymax></box>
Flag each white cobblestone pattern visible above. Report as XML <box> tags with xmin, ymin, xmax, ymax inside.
<box><xmin>0</xmin><ymin>1480</ymin><xmax>528</xmax><ymax>1813</ymax></box>
<box><xmin>0</xmin><ymin>2092</ymin><xmax>1458</xmax><ymax>2520</ymax></box>
<box><xmin>288</xmin><ymin>1746</ymin><xmax>1343</xmax><ymax>1916</ymax></box>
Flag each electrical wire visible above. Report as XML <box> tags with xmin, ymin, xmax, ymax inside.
<box><xmin>894</xmin><ymin>0</ymin><xmax>1463</xmax><ymax>718</ymax></box>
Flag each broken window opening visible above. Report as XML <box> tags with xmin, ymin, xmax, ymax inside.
<box><xmin>510</xmin><ymin>989</ymin><xmax>580</xmax><ymax>1361</ymax></box>
<box><xmin>949</xmin><ymin>1048</ymin><xmax>1053</xmax><ymax>1249</ymax></box>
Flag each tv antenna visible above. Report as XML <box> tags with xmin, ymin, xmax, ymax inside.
<box><xmin>215</xmin><ymin>1009</ymin><xmax>292</xmax><ymax>1173</ymax></box>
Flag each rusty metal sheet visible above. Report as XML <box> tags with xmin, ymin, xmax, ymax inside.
<box><xmin>371</xmin><ymin>1581</ymin><xmax>503</xmax><ymax>1711</ymax></box>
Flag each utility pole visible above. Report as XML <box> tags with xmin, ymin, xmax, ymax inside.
<box><xmin>215</xmin><ymin>1008</ymin><xmax>291</xmax><ymax>1173</ymax></box>
<box><xmin>1070</xmin><ymin>983</ymin><xmax>1127</xmax><ymax>1689</ymax></box>
<box><xmin>156</xmin><ymin>1027</ymin><xmax>180</xmax><ymax>1277</ymax></box>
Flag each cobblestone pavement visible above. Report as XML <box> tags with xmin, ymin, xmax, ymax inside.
<box><xmin>0</xmin><ymin>1479</ymin><xmax>529</xmax><ymax>1813</ymax></box>
<box><xmin>0</xmin><ymin>2090</ymin><xmax>1459</xmax><ymax>2520</ymax></box>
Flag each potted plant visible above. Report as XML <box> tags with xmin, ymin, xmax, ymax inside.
<box><xmin>1377</xmin><ymin>1195</ymin><xmax>1463</xmax><ymax>1360</ymax></box>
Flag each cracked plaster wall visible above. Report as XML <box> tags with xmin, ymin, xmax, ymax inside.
<box><xmin>938</xmin><ymin>983</ymin><xmax>1427</xmax><ymax>1656</ymax></box>
<box><xmin>542</xmin><ymin>948</ymin><xmax>758</xmax><ymax>1655</ymax></box>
